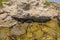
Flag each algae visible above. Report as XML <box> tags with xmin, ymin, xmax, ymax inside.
<box><xmin>0</xmin><ymin>19</ymin><xmax>60</xmax><ymax>40</ymax></box>
<box><xmin>0</xmin><ymin>0</ymin><xmax>9</xmax><ymax>8</ymax></box>
<box><xmin>44</xmin><ymin>1</ymin><xmax>52</xmax><ymax>6</ymax></box>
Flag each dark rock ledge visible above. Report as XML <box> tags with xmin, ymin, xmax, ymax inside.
<box><xmin>11</xmin><ymin>16</ymin><xmax>51</xmax><ymax>23</ymax></box>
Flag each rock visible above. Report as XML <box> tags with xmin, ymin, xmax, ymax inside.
<box><xmin>0</xmin><ymin>0</ymin><xmax>60</xmax><ymax>27</ymax></box>
<box><xmin>10</xmin><ymin>26</ymin><xmax>26</xmax><ymax>36</ymax></box>
<box><xmin>0</xmin><ymin>0</ymin><xmax>60</xmax><ymax>40</ymax></box>
<box><xmin>22</xmin><ymin>3</ymin><xmax>30</xmax><ymax>10</ymax></box>
<box><xmin>53</xmin><ymin>16</ymin><xmax>60</xmax><ymax>24</ymax></box>
<box><xmin>11</xmin><ymin>16</ymin><xmax>51</xmax><ymax>23</ymax></box>
<box><xmin>0</xmin><ymin>13</ymin><xmax>8</xmax><ymax>20</ymax></box>
<box><xmin>0</xmin><ymin>16</ymin><xmax>17</xmax><ymax>27</ymax></box>
<box><xmin>0</xmin><ymin>0</ymin><xmax>18</xmax><ymax>27</ymax></box>
<box><xmin>33</xmin><ymin>16</ymin><xmax>51</xmax><ymax>23</ymax></box>
<box><xmin>0</xmin><ymin>9</ymin><xmax>4</xmax><ymax>14</ymax></box>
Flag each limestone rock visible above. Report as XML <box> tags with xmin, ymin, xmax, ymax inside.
<box><xmin>0</xmin><ymin>0</ymin><xmax>60</xmax><ymax>27</ymax></box>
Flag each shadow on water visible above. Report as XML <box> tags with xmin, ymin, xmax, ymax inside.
<box><xmin>11</xmin><ymin>16</ymin><xmax>51</xmax><ymax>23</ymax></box>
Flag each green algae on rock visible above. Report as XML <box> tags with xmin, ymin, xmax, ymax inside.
<box><xmin>2</xmin><ymin>0</ymin><xmax>9</xmax><ymax>2</ymax></box>
<box><xmin>44</xmin><ymin>1</ymin><xmax>52</xmax><ymax>6</ymax></box>
<box><xmin>0</xmin><ymin>0</ymin><xmax>2</xmax><ymax>8</ymax></box>
<box><xmin>0</xmin><ymin>19</ymin><xmax>60</xmax><ymax>40</ymax></box>
<box><xmin>0</xmin><ymin>0</ymin><xmax>9</xmax><ymax>8</ymax></box>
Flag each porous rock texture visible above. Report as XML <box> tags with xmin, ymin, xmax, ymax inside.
<box><xmin>0</xmin><ymin>0</ymin><xmax>60</xmax><ymax>40</ymax></box>
<box><xmin>0</xmin><ymin>0</ymin><xmax>60</xmax><ymax>27</ymax></box>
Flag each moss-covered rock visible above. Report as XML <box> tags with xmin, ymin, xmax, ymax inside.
<box><xmin>0</xmin><ymin>0</ymin><xmax>9</xmax><ymax>8</ymax></box>
<box><xmin>44</xmin><ymin>1</ymin><xmax>52</xmax><ymax>6</ymax></box>
<box><xmin>0</xmin><ymin>19</ymin><xmax>60</xmax><ymax>40</ymax></box>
